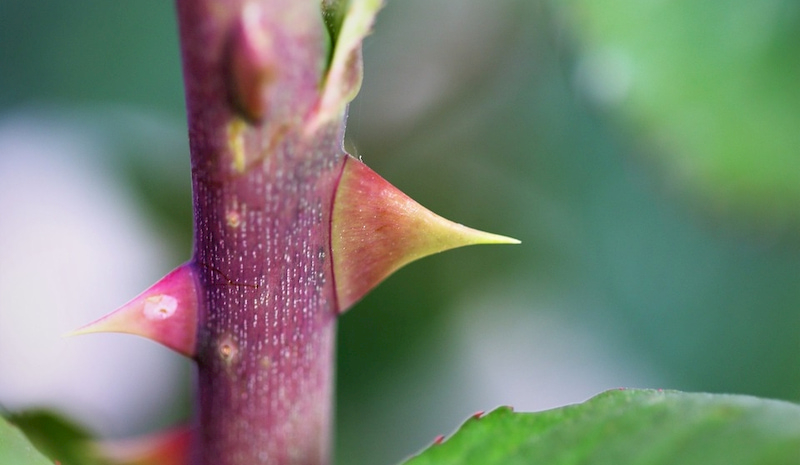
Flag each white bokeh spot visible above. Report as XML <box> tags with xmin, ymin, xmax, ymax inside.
<box><xmin>0</xmin><ymin>113</ymin><xmax>185</xmax><ymax>437</ymax></box>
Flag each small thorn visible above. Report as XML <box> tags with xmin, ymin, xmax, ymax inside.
<box><xmin>471</xmin><ymin>410</ymin><xmax>485</xmax><ymax>419</ymax></box>
<box><xmin>68</xmin><ymin>263</ymin><xmax>200</xmax><ymax>357</ymax></box>
<box><xmin>95</xmin><ymin>426</ymin><xmax>191</xmax><ymax>465</ymax></box>
<box><xmin>332</xmin><ymin>155</ymin><xmax>519</xmax><ymax>312</ymax></box>
<box><xmin>433</xmin><ymin>434</ymin><xmax>445</xmax><ymax>445</ymax></box>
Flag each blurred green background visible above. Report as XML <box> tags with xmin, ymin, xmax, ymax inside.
<box><xmin>1</xmin><ymin>1</ymin><xmax>800</xmax><ymax>465</ymax></box>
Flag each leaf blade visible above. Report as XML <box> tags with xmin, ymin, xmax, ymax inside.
<box><xmin>403</xmin><ymin>389</ymin><xmax>800</xmax><ymax>465</ymax></box>
<box><xmin>0</xmin><ymin>415</ymin><xmax>52</xmax><ymax>465</ymax></box>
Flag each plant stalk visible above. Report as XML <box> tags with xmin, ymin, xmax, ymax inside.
<box><xmin>175</xmin><ymin>1</ymin><xmax>344</xmax><ymax>463</ymax></box>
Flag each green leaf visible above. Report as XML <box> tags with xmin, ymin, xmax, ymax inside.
<box><xmin>310</xmin><ymin>0</ymin><xmax>382</xmax><ymax>130</ymax></box>
<box><xmin>402</xmin><ymin>389</ymin><xmax>800</xmax><ymax>465</ymax></box>
<box><xmin>8</xmin><ymin>410</ymin><xmax>107</xmax><ymax>465</ymax></box>
<box><xmin>321</xmin><ymin>0</ymin><xmax>349</xmax><ymax>44</ymax></box>
<box><xmin>0</xmin><ymin>415</ymin><xmax>52</xmax><ymax>465</ymax></box>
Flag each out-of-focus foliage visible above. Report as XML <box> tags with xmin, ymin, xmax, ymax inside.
<box><xmin>8</xmin><ymin>410</ymin><xmax>105</xmax><ymax>465</ymax></box>
<box><xmin>405</xmin><ymin>390</ymin><xmax>800</xmax><ymax>465</ymax></box>
<box><xmin>558</xmin><ymin>0</ymin><xmax>800</xmax><ymax>224</ymax></box>
<box><xmin>0</xmin><ymin>1</ymin><xmax>182</xmax><ymax>115</ymax></box>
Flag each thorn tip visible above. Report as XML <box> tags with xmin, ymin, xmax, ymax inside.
<box><xmin>332</xmin><ymin>155</ymin><xmax>519</xmax><ymax>312</ymax></box>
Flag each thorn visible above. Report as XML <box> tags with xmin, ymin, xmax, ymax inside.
<box><xmin>95</xmin><ymin>426</ymin><xmax>191</xmax><ymax>465</ymax></box>
<box><xmin>68</xmin><ymin>263</ymin><xmax>200</xmax><ymax>358</ymax></box>
<box><xmin>332</xmin><ymin>155</ymin><xmax>520</xmax><ymax>312</ymax></box>
<box><xmin>433</xmin><ymin>434</ymin><xmax>445</xmax><ymax>445</ymax></box>
<box><xmin>471</xmin><ymin>410</ymin><xmax>485</xmax><ymax>419</ymax></box>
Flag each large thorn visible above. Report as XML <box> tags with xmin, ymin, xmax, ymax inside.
<box><xmin>68</xmin><ymin>263</ymin><xmax>200</xmax><ymax>357</ymax></box>
<box><xmin>332</xmin><ymin>155</ymin><xmax>519</xmax><ymax>312</ymax></box>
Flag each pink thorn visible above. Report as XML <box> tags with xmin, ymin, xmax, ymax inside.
<box><xmin>68</xmin><ymin>263</ymin><xmax>200</xmax><ymax>357</ymax></box>
<box><xmin>331</xmin><ymin>155</ymin><xmax>520</xmax><ymax>312</ymax></box>
<box><xmin>471</xmin><ymin>410</ymin><xmax>485</xmax><ymax>420</ymax></box>
<box><xmin>433</xmin><ymin>435</ymin><xmax>445</xmax><ymax>445</ymax></box>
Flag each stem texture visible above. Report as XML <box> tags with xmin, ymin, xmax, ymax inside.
<box><xmin>175</xmin><ymin>1</ymin><xmax>344</xmax><ymax>463</ymax></box>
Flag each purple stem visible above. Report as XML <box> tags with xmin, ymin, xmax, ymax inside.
<box><xmin>175</xmin><ymin>1</ymin><xmax>344</xmax><ymax>463</ymax></box>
